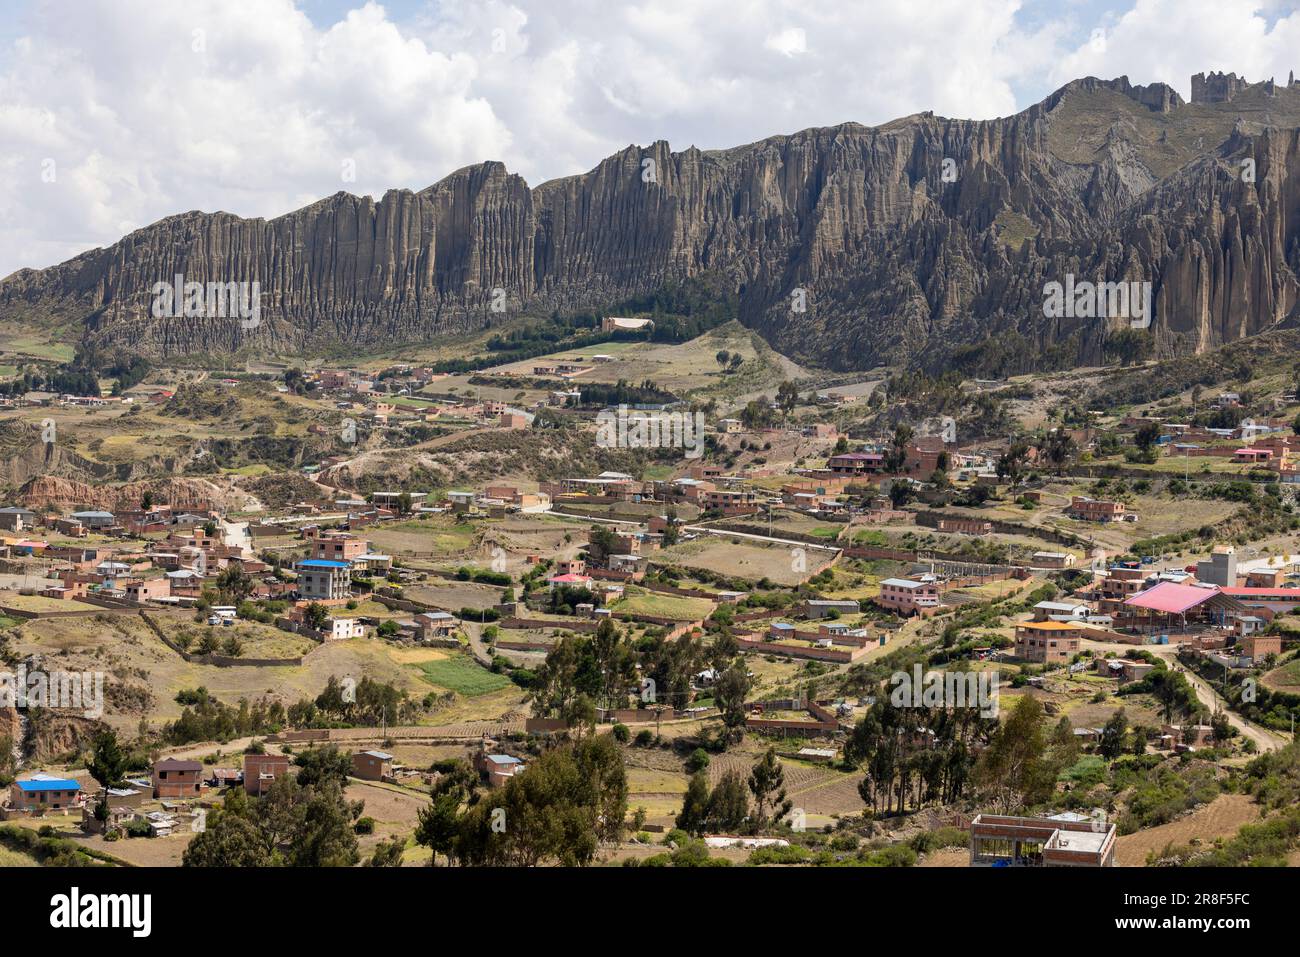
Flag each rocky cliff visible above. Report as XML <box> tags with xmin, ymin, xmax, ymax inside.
<box><xmin>4</xmin><ymin>72</ymin><xmax>1300</xmax><ymax>371</ymax></box>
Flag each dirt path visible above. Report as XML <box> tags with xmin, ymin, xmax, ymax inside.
<box><xmin>1152</xmin><ymin>648</ymin><xmax>1290</xmax><ymax>753</ymax></box>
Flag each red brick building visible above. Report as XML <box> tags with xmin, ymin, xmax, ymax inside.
<box><xmin>152</xmin><ymin>758</ymin><xmax>203</xmax><ymax>799</ymax></box>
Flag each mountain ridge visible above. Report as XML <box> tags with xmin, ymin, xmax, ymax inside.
<box><xmin>4</xmin><ymin>71</ymin><xmax>1300</xmax><ymax>370</ymax></box>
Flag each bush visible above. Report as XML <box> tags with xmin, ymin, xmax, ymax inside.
<box><xmin>634</xmin><ymin>730</ymin><xmax>654</xmax><ymax>747</ymax></box>
<box><xmin>611</xmin><ymin>723</ymin><xmax>630</xmax><ymax>743</ymax></box>
<box><xmin>124</xmin><ymin>818</ymin><xmax>152</xmax><ymax>838</ymax></box>
<box><xmin>685</xmin><ymin>747</ymin><xmax>711</xmax><ymax>773</ymax></box>
<box><xmin>354</xmin><ymin>817</ymin><xmax>376</xmax><ymax>835</ymax></box>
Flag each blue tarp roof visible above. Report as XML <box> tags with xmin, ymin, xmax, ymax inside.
<box><xmin>297</xmin><ymin>559</ymin><xmax>350</xmax><ymax>568</ymax></box>
<box><xmin>16</xmin><ymin>778</ymin><xmax>80</xmax><ymax>792</ymax></box>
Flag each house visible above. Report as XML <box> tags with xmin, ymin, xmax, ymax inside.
<box><xmin>69</xmin><ymin>510</ymin><xmax>116</xmax><ymax>530</ymax></box>
<box><xmin>126</xmin><ymin>578</ymin><xmax>171</xmax><ymax>604</ymax></box>
<box><xmin>9</xmin><ymin>774</ymin><xmax>82</xmax><ymax>813</ymax></box>
<box><xmin>325</xmin><ymin>617</ymin><xmax>365</xmax><ymax>640</ymax></box>
<box><xmin>828</xmin><ymin>452</ymin><xmax>885</xmax><ymax>475</ymax></box>
<box><xmin>243</xmin><ymin>753</ymin><xmax>291</xmax><ymax>796</ymax></box>
<box><xmin>415</xmin><ymin>611</ymin><xmax>456</xmax><ymax>640</ymax></box>
<box><xmin>874</xmin><ymin>578</ymin><xmax>940</xmax><ymax>616</ymax></box>
<box><xmin>0</xmin><ymin>506</ymin><xmax>36</xmax><ymax>532</ymax></box>
<box><xmin>803</xmin><ymin>599</ymin><xmax>861</xmax><ymax>619</ymax></box>
<box><xmin>969</xmin><ymin>813</ymin><xmax>1116</xmax><ymax>867</ymax></box>
<box><xmin>1032</xmin><ymin>551</ymin><xmax>1076</xmax><ymax>568</ymax></box>
<box><xmin>312</xmin><ymin>535</ymin><xmax>369</xmax><ymax>563</ymax></box>
<box><xmin>1014</xmin><ymin>621</ymin><xmax>1083</xmax><ymax>663</ymax></box>
<box><xmin>1067</xmin><ymin>497</ymin><xmax>1127</xmax><ymax>522</ymax></box>
<box><xmin>1032</xmin><ymin>600</ymin><xmax>1090</xmax><ymax>622</ymax></box>
<box><xmin>555</xmin><ymin>558</ymin><xmax>586</xmax><ymax>577</ymax></box>
<box><xmin>352</xmin><ymin>750</ymin><xmax>394</xmax><ymax>781</ymax></box>
<box><xmin>1238</xmin><ymin>635</ymin><xmax>1282</xmax><ymax>662</ymax></box>
<box><xmin>152</xmin><ymin>758</ymin><xmax>203</xmax><ymax>799</ymax></box>
<box><xmin>295</xmin><ymin>559</ymin><xmax>351</xmax><ymax>600</ymax></box>
<box><xmin>476</xmin><ymin>752</ymin><xmax>525</xmax><ymax>787</ymax></box>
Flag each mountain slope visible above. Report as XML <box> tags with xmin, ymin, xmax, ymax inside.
<box><xmin>3</xmin><ymin>71</ymin><xmax>1300</xmax><ymax>371</ymax></box>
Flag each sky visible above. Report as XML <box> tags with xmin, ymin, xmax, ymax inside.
<box><xmin>1</xmin><ymin>0</ymin><xmax>1299</xmax><ymax>280</ymax></box>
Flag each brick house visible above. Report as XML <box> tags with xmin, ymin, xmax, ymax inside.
<box><xmin>352</xmin><ymin>750</ymin><xmax>394</xmax><ymax>781</ymax></box>
<box><xmin>9</xmin><ymin>774</ymin><xmax>82</xmax><ymax>813</ymax></box>
<box><xmin>243</xmin><ymin>753</ymin><xmax>291</xmax><ymax>795</ymax></box>
<box><xmin>1014</xmin><ymin>621</ymin><xmax>1083</xmax><ymax>663</ymax></box>
<box><xmin>152</xmin><ymin>758</ymin><xmax>203</xmax><ymax>799</ymax></box>
<box><xmin>1067</xmin><ymin>497</ymin><xmax>1127</xmax><ymax>522</ymax></box>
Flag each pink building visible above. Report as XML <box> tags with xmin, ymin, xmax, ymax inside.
<box><xmin>875</xmin><ymin>577</ymin><xmax>940</xmax><ymax>616</ymax></box>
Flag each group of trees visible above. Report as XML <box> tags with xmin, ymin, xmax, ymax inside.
<box><xmin>415</xmin><ymin>736</ymin><xmax>627</xmax><ymax>866</ymax></box>
<box><xmin>845</xmin><ymin>697</ymin><xmax>996</xmax><ymax>815</ymax></box>
<box><xmin>529</xmin><ymin>618</ymin><xmax>754</xmax><ymax>749</ymax></box>
<box><xmin>675</xmin><ymin>747</ymin><xmax>792</xmax><ymax>836</ymax></box>
<box><xmin>184</xmin><ymin>747</ymin><xmax>362</xmax><ymax>867</ymax></box>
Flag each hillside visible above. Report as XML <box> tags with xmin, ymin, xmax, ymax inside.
<box><xmin>3</xmin><ymin>72</ymin><xmax>1300</xmax><ymax>372</ymax></box>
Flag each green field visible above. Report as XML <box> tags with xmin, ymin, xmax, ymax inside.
<box><xmin>414</xmin><ymin>655</ymin><xmax>512</xmax><ymax>696</ymax></box>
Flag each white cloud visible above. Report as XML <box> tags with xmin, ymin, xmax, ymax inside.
<box><xmin>0</xmin><ymin>0</ymin><xmax>1297</xmax><ymax>280</ymax></box>
<box><xmin>763</xmin><ymin>27</ymin><xmax>807</xmax><ymax>57</ymax></box>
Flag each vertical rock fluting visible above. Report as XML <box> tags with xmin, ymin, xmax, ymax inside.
<box><xmin>2</xmin><ymin>74</ymin><xmax>1300</xmax><ymax>369</ymax></box>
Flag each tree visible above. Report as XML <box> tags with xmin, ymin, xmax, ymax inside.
<box><xmin>1099</xmin><ymin>708</ymin><xmax>1129</xmax><ymax>759</ymax></box>
<box><xmin>776</xmin><ymin>380</ymin><xmax>799</xmax><ymax>415</ymax></box>
<box><xmin>367</xmin><ymin>835</ymin><xmax>407</xmax><ymax>866</ymax></box>
<box><xmin>712</xmin><ymin>661</ymin><xmax>752</xmax><ymax>748</ymax></box>
<box><xmin>704</xmin><ymin>770</ymin><xmax>749</xmax><ymax>831</ymax></box>
<box><xmin>451</xmin><ymin>735</ymin><xmax>626</xmax><ymax>867</ymax></box>
<box><xmin>216</xmin><ymin>565</ymin><xmax>253</xmax><ymax>602</ymax></box>
<box><xmin>304</xmin><ymin>602</ymin><xmax>330</xmax><ymax>632</ymax></box>
<box><xmin>293</xmin><ymin>745</ymin><xmax>352</xmax><ymax>788</ymax></box>
<box><xmin>715</xmin><ymin>349</ymin><xmax>731</xmax><ymax>368</ymax></box>
<box><xmin>748</xmin><ymin>748</ymin><xmax>792</xmax><ymax>833</ymax></box>
<box><xmin>974</xmin><ymin>696</ymin><xmax>1054</xmax><ymax>813</ymax></box>
<box><xmin>141</xmin><ymin>490</ymin><xmax>153</xmax><ymax>511</ymax></box>
<box><xmin>415</xmin><ymin>790</ymin><xmax>464</xmax><ymax>867</ymax></box>
<box><xmin>288</xmin><ymin>781</ymin><xmax>361</xmax><ymax>867</ymax></box>
<box><xmin>87</xmin><ymin>728</ymin><xmax>129</xmax><ymax>817</ymax></box>
<box><xmin>996</xmin><ymin>441</ymin><xmax>1031</xmax><ymax>486</ymax></box>
<box><xmin>1134</xmin><ymin>422</ymin><xmax>1162</xmax><ymax>453</ymax></box>
<box><xmin>182</xmin><ymin>804</ymin><xmax>271</xmax><ymax>867</ymax></box>
<box><xmin>676</xmin><ymin>772</ymin><xmax>711</xmax><ymax>836</ymax></box>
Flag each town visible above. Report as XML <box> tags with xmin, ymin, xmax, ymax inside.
<box><xmin>2</xmin><ymin>332</ymin><xmax>1299</xmax><ymax>870</ymax></box>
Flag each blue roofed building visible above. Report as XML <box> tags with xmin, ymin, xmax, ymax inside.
<box><xmin>9</xmin><ymin>773</ymin><xmax>83</xmax><ymax>813</ymax></box>
<box><xmin>294</xmin><ymin>558</ymin><xmax>352</xmax><ymax>600</ymax></box>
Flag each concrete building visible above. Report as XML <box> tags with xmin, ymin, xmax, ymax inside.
<box><xmin>1196</xmin><ymin>546</ymin><xmax>1238</xmax><ymax>587</ymax></box>
<box><xmin>295</xmin><ymin>559</ymin><xmax>351</xmax><ymax>600</ymax></box>
<box><xmin>969</xmin><ymin>813</ymin><xmax>1116</xmax><ymax>867</ymax></box>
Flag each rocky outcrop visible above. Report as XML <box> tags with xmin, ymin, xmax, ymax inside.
<box><xmin>3</xmin><ymin>72</ymin><xmax>1300</xmax><ymax>371</ymax></box>
<box><xmin>17</xmin><ymin>474</ymin><xmax>248</xmax><ymax>511</ymax></box>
